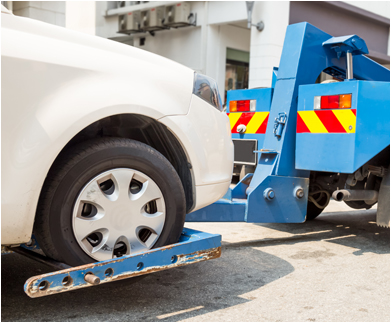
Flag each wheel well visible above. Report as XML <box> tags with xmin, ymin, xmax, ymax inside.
<box><xmin>56</xmin><ymin>114</ymin><xmax>195</xmax><ymax>212</ymax></box>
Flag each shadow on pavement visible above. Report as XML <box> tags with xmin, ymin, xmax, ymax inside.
<box><xmin>2</xmin><ymin>209</ymin><xmax>388</xmax><ymax>321</ymax></box>
<box><xmin>250</xmin><ymin>209</ymin><xmax>389</xmax><ymax>256</ymax></box>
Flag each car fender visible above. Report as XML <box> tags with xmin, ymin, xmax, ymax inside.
<box><xmin>1</xmin><ymin>76</ymin><xmax>193</xmax><ymax>245</ymax></box>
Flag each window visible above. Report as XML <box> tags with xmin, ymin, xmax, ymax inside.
<box><xmin>225</xmin><ymin>48</ymin><xmax>249</xmax><ymax>106</ymax></box>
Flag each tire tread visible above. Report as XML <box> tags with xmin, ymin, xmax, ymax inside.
<box><xmin>34</xmin><ymin>138</ymin><xmax>186</xmax><ymax>264</ymax></box>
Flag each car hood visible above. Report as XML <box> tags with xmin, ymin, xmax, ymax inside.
<box><xmin>2</xmin><ymin>13</ymin><xmax>195</xmax><ymax>87</ymax></box>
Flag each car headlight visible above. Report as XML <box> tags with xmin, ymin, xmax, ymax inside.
<box><xmin>193</xmin><ymin>72</ymin><xmax>223</xmax><ymax>112</ymax></box>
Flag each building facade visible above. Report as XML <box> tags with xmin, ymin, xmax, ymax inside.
<box><xmin>3</xmin><ymin>1</ymin><xmax>390</xmax><ymax>105</ymax></box>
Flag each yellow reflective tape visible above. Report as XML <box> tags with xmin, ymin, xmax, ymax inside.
<box><xmin>245</xmin><ymin>112</ymin><xmax>269</xmax><ymax>133</ymax></box>
<box><xmin>332</xmin><ymin>109</ymin><xmax>356</xmax><ymax>133</ymax></box>
<box><xmin>228</xmin><ymin>113</ymin><xmax>242</xmax><ymax>130</ymax></box>
<box><xmin>298</xmin><ymin>111</ymin><xmax>328</xmax><ymax>133</ymax></box>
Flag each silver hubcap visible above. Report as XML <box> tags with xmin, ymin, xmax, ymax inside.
<box><xmin>72</xmin><ymin>168</ymin><xmax>166</xmax><ymax>261</ymax></box>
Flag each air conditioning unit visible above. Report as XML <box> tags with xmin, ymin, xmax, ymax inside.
<box><xmin>141</xmin><ymin>7</ymin><xmax>165</xmax><ymax>31</ymax></box>
<box><xmin>164</xmin><ymin>2</ymin><xmax>191</xmax><ymax>27</ymax></box>
<box><xmin>140</xmin><ymin>10</ymin><xmax>150</xmax><ymax>30</ymax></box>
<box><xmin>118</xmin><ymin>10</ymin><xmax>141</xmax><ymax>33</ymax></box>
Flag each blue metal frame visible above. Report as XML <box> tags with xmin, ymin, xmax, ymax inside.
<box><xmin>227</xmin><ymin>88</ymin><xmax>273</xmax><ymax>113</ymax></box>
<box><xmin>227</xmin><ymin>88</ymin><xmax>273</xmax><ymax>143</ymax></box>
<box><xmin>188</xmin><ymin>22</ymin><xmax>390</xmax><ymax>224</ymax></box>
<box><xmin>296</xmin><ymin>81</ymin><xmax>390</xmax><ymax>173</ymax></box>
<box><xmin>24</xmin><ymin>228</ymin><xmax>221</xmax><ymax>298</ymax></box>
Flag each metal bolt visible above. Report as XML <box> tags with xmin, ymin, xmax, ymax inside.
<box><xmin>293</xmin><ymin>186</ymin><xmax>305</xmax><ymax>199</ymax></box>
<box><xmin>349</xmin><ymin>125</ymin><xmax>353</xmax><ymax>130</ymax></box>
<box><xmin>263</xmin><ymin>188</ymin><xmax>275</xmax><ymax>200</ymax></box>
<box><xmin>295</xmin><ymin>188</ymin><xmax>304</xmax><ymax>199</ymax></box>
<box><xmin>84</xmin><ymin>273</ymin><xmax>100</xmax><ymax>285</ymax></box>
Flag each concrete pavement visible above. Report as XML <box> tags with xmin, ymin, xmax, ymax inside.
<box><xmin>1</xmin><ymin>201</ymin><xmax>389</xmax><ymax>321</ymax></box>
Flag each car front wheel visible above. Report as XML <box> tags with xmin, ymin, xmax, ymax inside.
<box><xmin>34</xmin><ymin>138</ymin><xmax>186</xmax><ymax>266</ymax></box>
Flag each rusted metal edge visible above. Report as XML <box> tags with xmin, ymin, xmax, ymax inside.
<box><xmin>22</xmin><ymin>229</ymin><xmax>221</xmax><ymax>298</ymax></box>
<box><xmin>24</xmin><ymin>246</ymin><xmax>221</xmax><ymax>298</ymax></box>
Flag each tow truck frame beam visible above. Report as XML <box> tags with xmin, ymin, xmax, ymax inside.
<box><xmin>9</xmin><ymin>228</ymin><xmax>221</xmax><ymax>298</ymax></box>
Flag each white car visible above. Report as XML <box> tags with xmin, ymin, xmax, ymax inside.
<box><xmin>1</xmin><ymin>6</ymin><xmax>233</xmax><ymax>266</ymax></box>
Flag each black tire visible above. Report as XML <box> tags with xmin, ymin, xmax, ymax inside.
<box><xmin>306</xmin><ymin>191</ymin><xmax>329</xmax><ymax>221</ymax></box>
<box><xmin>34</xmin><ymin>138</ymin><xmax>186</xmax><ymax>266</ymax></box>
<box><xmin>344</xmin><ymin>180</ymin><xmax>376</xmax><ymax>210</ymax></box>
<box><xmin>306</xmin><ymin>203</ymin><xmax>324</xmax><ymax>221</ymax></box>
<box><xmin>344</xmin><ymin>200</ymin><xmax>374</xmax><ymax>209</ymax></box>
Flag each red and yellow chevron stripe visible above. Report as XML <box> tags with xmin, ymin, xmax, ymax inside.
<box><xmin>228</xmin><ymin>112</ymin><xmax>269</xmax><ymax>134</ymax></box>
<box><xmin>297</xmin><ymin>109</ymin><xmax>356</xmax><ymax>133</ymax></box>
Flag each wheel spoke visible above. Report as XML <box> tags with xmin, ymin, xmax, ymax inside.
<box><xmin>74</xmin><ymin>215</ymin><xmax>108</xmax><ymax>241</ymax></box>
<box><xmin>127</xmin><ymin>232</ymin><xmax>148</xmax><ymax>253</ymax></box>
<box><xmin>90</xmin><ymin>246</ymin><xmax>114</xmax><ymax>261</ymax></box>
<box><xmin>143</xmin><ymin>232</ymin><xmax>158</xmax><ymax>249</ymax></box>
<box><xmin>78</xmin><ymin>180</ymin><xmax>112</xmax><ymax>211</ymax></box>
<box><xmin>111</xmin><ymin>169</ymin><xmax>135</xmax><ymax>201</ymax></box>
<box><xmin>130</xmin><ymin>179</ymin><xmax>163</xmax><ymax>211</ymax></box>
<box><xmin>89</xmin><ymin>231</ymin><xmax>120</xmax><ymax>261</ymax></box>
<box><xmin>138</xmin><ymin>212</ymin><xmax>165</xmax><ymax>235</ymax></box>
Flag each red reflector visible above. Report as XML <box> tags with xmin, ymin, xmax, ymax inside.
<box><xmin>237</xmin><ymin>100</ymin><xmax>250</xmax><ymax>112</ymax></box>
<box><xmin>321</xmin><ymin>95</ymin><xmax>339</xmax><ymax>109</ymax></box>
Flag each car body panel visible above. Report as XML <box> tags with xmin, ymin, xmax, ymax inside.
<box><xmin>1</xmin><ymin>13</ymin><xmax>233</xmax><ymax>244</ymax></box>
<box><xmin>160</xmin><ymin>94</ymin><xmax>234</xmax><ymax>192</ymax></box>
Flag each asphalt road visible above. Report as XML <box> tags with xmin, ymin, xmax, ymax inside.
<box><xmin>2</xmin><ymin>201</ymin><xmax>389</xmax><ymax>322</ymax></box>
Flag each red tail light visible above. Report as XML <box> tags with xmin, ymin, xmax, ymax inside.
<box><xmin>237</xmin><ymin>100</ymin><xmax>250</xmax><ymax>111</ymax></box>
<box><xmin>321</xmin><ymin>95</ymin><xmax>339</xmax><ymax>109</ymax></box>
<box><xmin>229</xmin><ymin>100</ymin><xmax>256</xmax><ymax>112</ymax></box>
<box><xmin>314</xmin><ymin>94</ymin><xmax>352</xmax><ymax>109</ymax></box>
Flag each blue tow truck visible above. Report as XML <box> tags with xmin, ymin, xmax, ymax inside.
<box><xmin>11</xmin><ymin>22</ymin><xmax>390</xmax><ymax>298</ymax></box>
<box><xmin>189</xmin><ymin>22</ymin><xmax>390</xmax><ymax>227</ymax></box>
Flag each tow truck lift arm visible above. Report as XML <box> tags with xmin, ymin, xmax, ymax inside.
<box><xmin>5</xmin><ymin>229</ymin><xmax>221</xmax><ymax>298</ymax></box>
<box><xmin>187</xmin><ymin>22</ymin><xmax>390</xmax><ymax>225</ymax></box>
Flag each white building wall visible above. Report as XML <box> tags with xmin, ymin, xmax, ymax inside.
<box><xmin>95</xmin><ymin>1</ymin><xmax>126</xmax><ymax>39</ymax></box>
<box><xmin>131</xmin><ymin>1</ymin><xmax>206</xmax><ymax>71</ymax></box>
<box><xmin>205</xmin><ymin>24</ymin><xmax>250</xmax><ymax>97</ymax></box>
<box><xmin>207</xmin><ymin>1</ymin><xmax>247</xmax><ymax>25</ymax></box>
<box><xmin>14</xmin><ymin>1</ymin><xmax>386</xmax><ymax>89</ymax></box>
<box><xmin>128</xmin><ymin>1</ymin><xmax>251</xmax><ymax>95</ymax></box>
<box><xmin>249</xmin><ymin>1</ymin><xmax>290</xmax><ymax>88</ymax></box>
<box><xmin>12</xmin><ymin>1</ymin><xmax>65</xmax><ymax>26</ymax></box>
<box><xmin>133</xmin><ymin>27</ymin><xmax>203</xmax><ymax>71</ymax></box>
